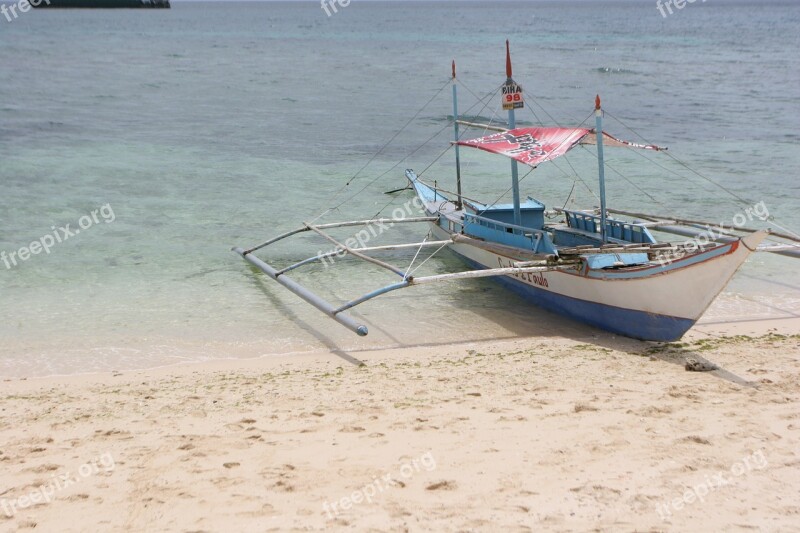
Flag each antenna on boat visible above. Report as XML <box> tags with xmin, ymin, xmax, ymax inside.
<box><xmin>595</xmin><ymin>94</ymin><xmax>608</xmax><ymax>243</ymax></box>
<box><xmin>504</xmin><ymin>40</ymin><xmax>523</xmax><ymax>227</ymax></box>
<box><xmin>452</xmin><ymin>59</ymin><xmax>463</xmax><ymax>210</ymax></box>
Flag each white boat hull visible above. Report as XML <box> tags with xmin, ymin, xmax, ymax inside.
<box><xmin>426</xmin><ymin>219</ymin><xmax>766</xmax><ymax>341</ymax></box>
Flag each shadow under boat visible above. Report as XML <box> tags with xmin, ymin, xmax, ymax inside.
<box><xmin>244</xmin><ymin>258</ymin><xmax>759</xmax><ymax>387</ymax></box>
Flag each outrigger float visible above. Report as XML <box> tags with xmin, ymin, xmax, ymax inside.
<box><xmin>234</xmin><ymin>42</ymin><xmax>800</xmax><ymax>342</ymax></box>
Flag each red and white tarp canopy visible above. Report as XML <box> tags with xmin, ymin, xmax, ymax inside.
<box><xmin>456</xmin><ymin>127</ymin><xmax>665</xmax><ymax>168</ymax></box>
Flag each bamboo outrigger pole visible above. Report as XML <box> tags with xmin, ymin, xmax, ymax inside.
<box><xmin>232</xmin><ymin>216</ymin><xmax>438</xmax><ymax>336</ymax></box>
<box><xmin>331</xmin><ymin>263</ymin><xmax>579</xmax><ymax>316</ymax></box>
<box><xmin>243</xmin><ymin>217</ymin><xmax>437</xmax><ymax>255</ymax></box>
<box><xmin>456</xmin><ymin>120</ymin><xmax>507</xmax><ymax>133</ymax></box>
<box><xmin>232</xmin><ymin>246</ymin><xmax>369</xmax><ymax>336</ymax></box>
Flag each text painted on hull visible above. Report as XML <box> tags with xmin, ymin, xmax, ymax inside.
<box><xmin>498</xmin><ymin>258</ymin><xmax>549</xmax><ymax>287</ymax></box>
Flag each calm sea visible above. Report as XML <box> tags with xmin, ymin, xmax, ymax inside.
<box><xmin>1</xmin><ymin>0</ymin><xmax>798</xmax><ymax>377</ymax></box>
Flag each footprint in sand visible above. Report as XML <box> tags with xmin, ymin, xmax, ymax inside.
<box><xmin>339</xmin><ymin>426</ymin><xmax>366</xmax><ymax>433</ymax></box>
<box><xmin>681</xmin><ymin>435</ymin><xmax>712</xmax><ymax>445</ymax></box>
<box><xmin>95</xmin><ymin>429</ymin><xmax>132</xmax><ymax>439</ymax></box>
<box><xmin>274</xmin><ymin>480</ymin><xmax>294</xmax><ymax>492</ymax></box>
<box><xmin>426</xmin><ymin>480</ymin><xmax>457</xmax><ymax>491</ymax></box>
<box><xmin>29</xmin><ymin>463</ymin><xmax>60</xmax><ymax>473</ymax></box>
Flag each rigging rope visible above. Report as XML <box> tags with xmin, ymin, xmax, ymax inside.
<box><xmin>340</xmin><ymin>80</ymin><xmax>505</xmax><ymax>278</ymax></box>
<box><xmin>561</xmin><ymin>180</ymin><xmax>578</xmax><ymax>211</ymax></box>
<box><xmin>520</xmin><ymin>89</ymin><xmax>601</xmax><ymax>203</ymax></box>
<box><xmin>307</xmin><ymin>77</ymin><xmax>453</xmax><ymax>225</ymax></box>
<box><xmin>577</xmin><ymin>145</ymin><xmax>665</xmax><ymax>207</ymax></box>
<box><xmin>407</xmin><ymin>239</ymin><xmax>454</xmax><ymax>278</ymax></box>
<box><xmin>418</xmin><ymin>83</ymin><xmax>503</xmax><ymax>179</ymax></box>
<box><xmin>603</xmin><ymin>110</ymin><xmax>800</xmax><ymax>240</ymax></box>
<box><xmin>298</xmin><ymin>68</ymin><xmax>798</xmax><ymax>285</ymax></box>
<box><xmin>404</xmin><ymin>231</ymin><xmax>431</xmax><ymax>280</ymax></box>
<box><xmin>365</xmin><ymin>83</ymin><xmax>503</xmax><ymax>224</ymax></box>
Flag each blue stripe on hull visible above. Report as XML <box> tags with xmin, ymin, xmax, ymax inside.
<box><xmin>458</xmin><ymin>255</ymin><xmax>695</xmax><ymax>342</ymax></box>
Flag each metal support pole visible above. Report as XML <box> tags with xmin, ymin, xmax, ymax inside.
<box><xmin>452</xmin><ymin>60</ymin><xmax>463</xmax><ymax>210</ymax></box>
<box><xmin>505</xmin><ymin>41</ymin><xmax>522</xmax><ymax>227</ymax></box>
<box><xmin>595</xmin><ymin>95</ymin><xmax>608</xmax><ymax>243</ymax></box>
<box><xmin>232</xmin><ymin>247</ymin><xmax>368</xmax><ymax>336</ymax></box>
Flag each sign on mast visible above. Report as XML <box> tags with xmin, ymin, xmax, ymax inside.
<box><xmin>502</xmin><ymin>81</ymin><xmax>524</xmax><ymax>110</ymax></box>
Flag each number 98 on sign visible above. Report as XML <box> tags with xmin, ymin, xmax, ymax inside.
<box><xmin>502</xmin><ymin>82</ymin><xmax>524</xmax><ymax>110</ymax></box>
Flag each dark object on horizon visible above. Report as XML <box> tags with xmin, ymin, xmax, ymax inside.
<box><xmin>33</xmin><ymin>0</ymin><xmax>170</xmax><ymax>8</ymax></box>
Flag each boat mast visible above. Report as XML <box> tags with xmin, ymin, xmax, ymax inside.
<box><xmin>505</xmin><ymin>40</ymin><xmax>522</xmax><ymax>226</ymax></box>
<box><xmin>595</xmin><ymin>95</ymin><xmax>608</xmax><ymax>243</ymax></box>
<box><xmin>452</xmin><ymin>60</ymin><xmax>463</xmax><ymax>210</ymax></box>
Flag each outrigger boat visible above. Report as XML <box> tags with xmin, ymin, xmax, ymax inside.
<box><xmin>233</xmin><ymin>42</ymin><xmax>800</xmax><ymax>342</ymax></box>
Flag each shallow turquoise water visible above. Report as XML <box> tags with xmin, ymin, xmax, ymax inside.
<box><xmin>1</xmin><ymin>1</ymin><xmax>798</xmax><ymax>376</ymax></box>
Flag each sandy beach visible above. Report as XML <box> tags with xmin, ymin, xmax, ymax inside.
<box><xmin>3</xmin><ymin>0</ymin><xmax>799</xmax><ymax>531</ymax></box>
<box><xmin>1</xmin><ymin>317</ymin><xmax>798</xmax><ymax>532</ymax></box>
